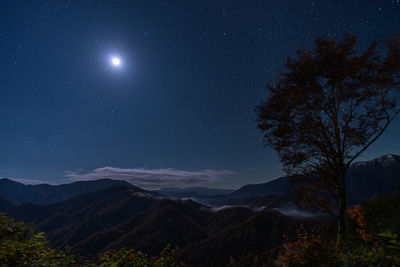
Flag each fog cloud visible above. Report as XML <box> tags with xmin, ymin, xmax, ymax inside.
<box><xmin>66</xmin><ymin>167</ymin><xmax>235</xmax><ymax>190</ymax></box>
<box><xmin>274</xmin><ymin>207</ymin><xmax>316</xmax><ymax>218</ymax></box>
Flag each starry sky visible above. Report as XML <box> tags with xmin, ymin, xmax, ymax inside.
<box><xmin>1</xmin><ymin>0</ymin><xmax>400</xmax><ymax>189</ymax></box>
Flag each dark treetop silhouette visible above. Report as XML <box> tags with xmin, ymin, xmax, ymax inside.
<box><xmin>256</xmin><ymin>33</ymin><xmax>400</xmax><ymax>241</ymax></box>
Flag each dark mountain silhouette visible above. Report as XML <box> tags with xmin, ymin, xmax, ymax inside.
<box><xmin>7</xmin><ymin>184</ymin><xmax>335</xmax><ymax>266</ymax></box>
<box><xmin>206</xmin><ymin>154</ymin><xmax>400</xmax><ymax>206</ymax></box>
<box><xmin>204</xmin><ymin>179</ymin><xmax>290</xmax><ymax>206</ymax></box>
<box><xmin>206</xmin><ymin>207</ymin><xmax>255</xmax><ymax>234</ymax></box>
<box><xmin>97</xmin><ymin>199</ymin><xmax>209</xmax><ymax>255</ymax></box>
<box><xmin>9</xmin><ymin>186</ymin><xmax>161</xmax><ymax>250</ymax></box>
<box><xmin>179</xmin><ymin>209</ymin><xmax>333</xmax><ymax>266</ymax></box>
<box><xmin>0</xmin><ymin>193</ymin><xmax>19</xmax><ymax>212</ymax></box>
<box><xmin>8</xmin><ymin>185</ymin><xmax>303</xmax><ymax>263</ymax></box>
<box><xmin>239</xmin><ymin>194</ymin><xmax>294</xmax><ymax>208</ymax></box>
<box><xmin>0</xmin><ymin>178</ymin><xmax>158</xmax><ymax>205</ymax></box>
<box><xmin>346</xmin><ymin>154</ymin><xmax>400</xmax><ymax>205</ymax></box>
<box><xmin>228</xmin><ymin>177</ymin><xmax>290</xmax><ymax>199</ymax></box>
<box><xmin>8</xmin><ymin>186</ymin><xmax>210</xmax><ymax>255</ymax></box>
<box><xmin>157</xmin><ymin>187</ymin><xmax>234</xmax><ymax>199</ymax></box>
<box><xmin>3</xmin><ymin>154</ymin><xmax>400</xmax><ymax>265</ymax></box>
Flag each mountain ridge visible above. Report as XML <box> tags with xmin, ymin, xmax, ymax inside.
<box><xmin>5</xmin><ymin>154</ymin><xmax>399</xmax><ymax>265</ymax></box>
<box><xmin>0</xmin><ymin>178</ymin><xmax>159</xmax><ymax>206</ymax></box>
<box><xmin>206</xmin><ymin>154</ymin><xmax>400</xmax><ymax>206</ymax></box>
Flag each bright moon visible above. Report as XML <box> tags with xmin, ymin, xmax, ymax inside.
<box><xmin>110</xmin><ymin>56</ymin><xmax>122</xmax><ymax>67</ymax></box>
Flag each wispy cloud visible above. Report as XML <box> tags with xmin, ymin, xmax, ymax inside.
<box><xmin>209</xmin><ymin>205</ymin><xmax>265</xmax><ymax>213</ymax></box>
<box><xmin>65</xmin><ymin>167</ymin><xmax>236</xmax><ymax>190</ymax></box>
<box><xmin>274</xmin><ymin>207</ymin><xmax>316</xmax><ymax>218</ymax></box>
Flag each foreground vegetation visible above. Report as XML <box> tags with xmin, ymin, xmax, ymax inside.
<box><xmin>279</xmin><ymin>194</ymin><xmax>400</xmax><ymax>266</ymax></box>
<box><xmin>0</xmin><ymin>213</ymin><xmax>178</xmax><ymax>266</ymax></box>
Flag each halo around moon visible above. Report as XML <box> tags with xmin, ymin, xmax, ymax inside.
<box><xmin>110</xmin><ymin>56</ymin><xmax>122</xmax><ymax>67</ymax></box>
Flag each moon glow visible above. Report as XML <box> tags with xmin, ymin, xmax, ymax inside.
<box><xmin>110</xmin><ymin>56</ymin><xmax>122</xmax><ymax>67</ymax></box>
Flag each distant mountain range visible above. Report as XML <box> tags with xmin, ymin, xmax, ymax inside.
<box><xmin>346</xmin><ymin>154</ymin><xmax>400</xmax><ymax>205</ymax></box>
<box><xmin>1</xmin><ymin>154</ymin><xmax>399</xmax><ymax>265</ymax></box>
<box><xmin>8</xmin><ymin>185</ymin><xmax>331</xmax><ymax>266</ymax></box>
<box><xmin>0</xmin><ymin>178</ymin><xmax>159</xmax><ymax>205</ymax></box>
<box><xmin>157</xmin><ymin>187</ymin><xmax>234</xmax><ymax>199</ymax></box>
<box><xmin>0</xmin><ymin>193</ymin><xmax>19</xmax><ymax>212</ymax></box>
<box><xmin>204</xmin><ymin>154</ymin><xmax>400</xmax><ymax>206</ymax></box>
<box><xmin>1</xmin><ymin>154</ymin><xmax>399</xmax><ymax>208</ymax></box>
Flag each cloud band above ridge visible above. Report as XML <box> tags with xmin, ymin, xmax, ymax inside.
<box><xmin>65</xmin><ymin>167</ymin><xmax>236</xmax><ymax>190</ymax></box>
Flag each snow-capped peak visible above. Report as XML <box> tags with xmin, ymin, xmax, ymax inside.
<box><xmin>351</xmin><ymin>154</ymin><xmax>400</xmax><ymax>168</ymax></box>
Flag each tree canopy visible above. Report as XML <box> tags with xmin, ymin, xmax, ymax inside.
<box><xmin>256</xmin><ymin>33</ymin><xmax>400</xmax><ymax>238</ymax></box>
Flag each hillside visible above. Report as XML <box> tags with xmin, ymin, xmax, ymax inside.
<box><xmin>346</xmin><ymin>154</ymin><xmax>400</xmax><ymax>205</ymax></box>
<box><xmin>179</xmin><ymin>209</ymin><xmax>333</xmax><ymax>266</ymax></box>
<box><xmin>0</xmin><ymin>178</ymin><xmax>157</xmax><ymax>205</ymax></box>
<box><xmin>0</xmin><ymin>194</ymin><xmax>19</xmax><ymax>212</ymax></box>
<box><xmin>7</xmin><ymin>185</ymin><xmax>331</xmax><ymax>266</ymax></box>
<box><xmin>157</xmin><ymin>187</ymin><xmax>234</xmax><ymax>199</ymax></box>
<box><xmin>8</xmin><ymin>186</ymin><xmax>208</xmax><ymax>255</ymax></box>
<box><xmin>206</xmin><ymin>154</ymin><xmax>400</xmax><ymax>206</ymax></box>
<box><xmin>3</xmin><ymin>154</ymin><xmax>400</xmax><ymax>265</ymax></box>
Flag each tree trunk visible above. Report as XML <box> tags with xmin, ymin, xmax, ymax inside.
<box><xmin>337</xmin><ymin>167</ymin><xmax>347</xmax><ymax>244</ymax></box>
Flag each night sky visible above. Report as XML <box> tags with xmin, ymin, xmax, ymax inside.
<box><xmin>1</xmin><ymin>1</ymin><xmax>400</xmax><ymax>189</ymax></box>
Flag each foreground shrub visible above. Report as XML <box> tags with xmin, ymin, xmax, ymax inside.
<box><xmin>0</xmin><ymin>213</ymin><xmax>179</xmax><ymax>267</ymax></box>
<box><xmin>278</xmin><ymin>201</ymin><xmax>400</xmax><ymax>267</ymax></box>
<box><xmin>98</xmin><ymin>245</ymin><xmax>179</xmax><ymax>267</ymax></box>
<box><xmin>0</xmin><ymin>213</ymin><xmax>83</xmax><ymax>266</ymax></box>
<box><xmin>278</xmin><ymin>226</ymin><xmax>337</xmax><ymax>267</ymax></box>
<box><xmin>338</xmin><ymin>205</ymin><xmax>400</xmax><ymax>266</ymax></box>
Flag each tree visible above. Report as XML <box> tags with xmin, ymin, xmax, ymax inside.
<box><xmin>255</xmin><ymin>33</ymin><xmax>400</xmax><ymax>241</ymax></box>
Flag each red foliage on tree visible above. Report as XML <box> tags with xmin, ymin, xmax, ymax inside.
<box><xmin>256</xmin><ymin>33</ymin><xmax>400</xmax><ymax>241</ymax></box>
<box><xmin>347</xmin><ymin>205</ymin><xmax>372</xmax><ymax>242</ymax></box>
